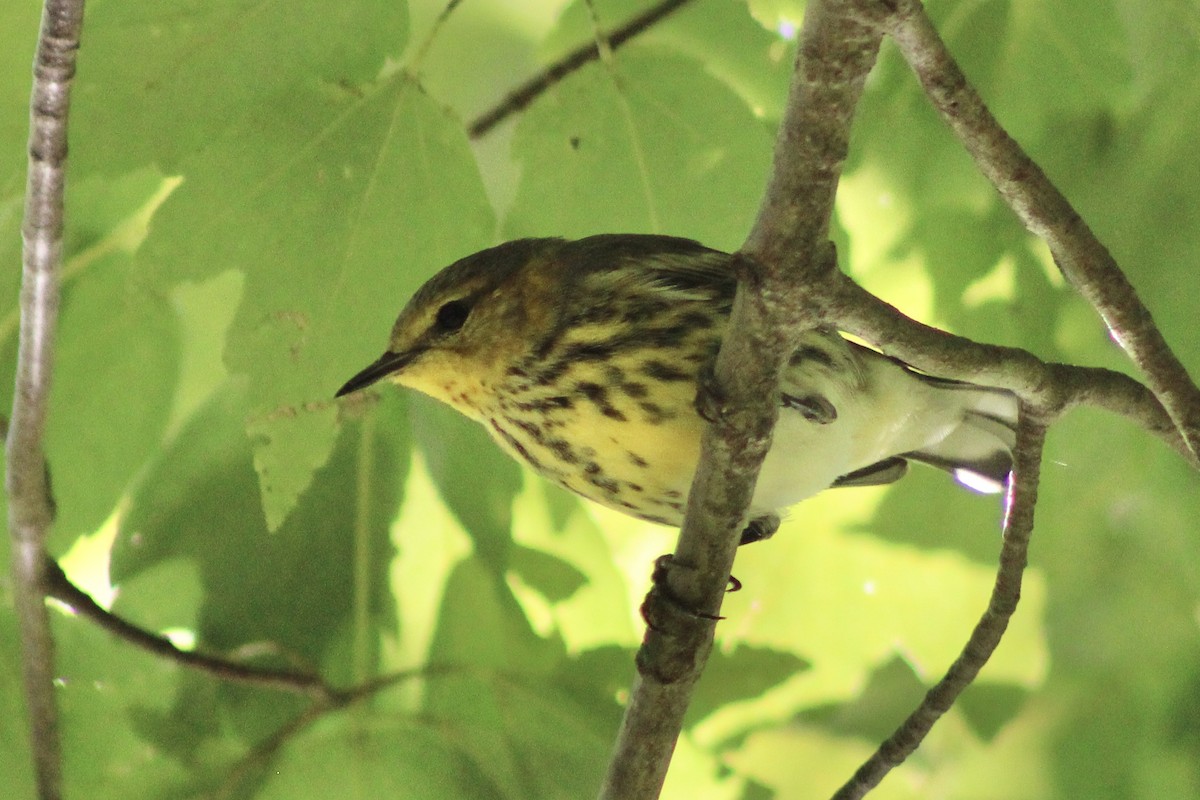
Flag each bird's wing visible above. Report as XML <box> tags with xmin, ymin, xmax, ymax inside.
<box><xmin>568</xmin><ymin>234</ymin><xmax>737</xmax><ymax>303</ymax></box>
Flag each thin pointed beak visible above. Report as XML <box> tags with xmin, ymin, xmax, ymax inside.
<box><xmin>335</xmin><ymin>349</ymin><xmax>421</xmax><ymax>398</ymax></box>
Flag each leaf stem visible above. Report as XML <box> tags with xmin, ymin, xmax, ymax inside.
<box><xmin>407</xmin><ymin>0</ymin><xmax>465</xmax><ymax>77</ymax></box>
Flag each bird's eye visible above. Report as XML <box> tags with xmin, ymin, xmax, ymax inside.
<box><xmin>433</xmin><ymin>299</ymin><xmax>471</xmax><ymax>333</ymax></box>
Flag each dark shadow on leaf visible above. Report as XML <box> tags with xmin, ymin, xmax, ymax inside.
<box><xmin>511</xmin><ymin>545</ymin><xmax>589</xmax><ymax>603</ymax></box>
<box><xmin>687</xmin><ymin>645</ymin><xmax>809</xmax><ymax>725</ymax></box>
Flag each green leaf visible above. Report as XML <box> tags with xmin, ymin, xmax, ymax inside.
<box><xmin>795</xmin><ymin>655</ymin><xmax>928</xmax><ymax>742</ymax></box>
<box><xmin>548</xmin><ymin>0</ymin><xmax>796</xmax><ymax>121</ymax></box>
<box><xmin>423</xmin><ymin>669</ymin><xmax>615</xmax><ymax>799</ymax></box>
<box><xmin>946</xmin><ymin>0</ymin><xmax>1132</xmax><ymax>144</ymax></box>
<box><xmin>0</xmin><ymin>0</ymin><xmax>39</xmax><ymax>188</ymax></box>
<box><xmin>259</xmin><ymin>716</ymin><xmax>505</xmax><ymax>800</ymax></box>
<box><xmin>723</xmin><ymin>490</ymin><xmax>1049</xmax><ymax>699</ymax></box>
<box><xmin>865</xmin><ymin>465</ymin><xmax>1012</xmax><ymax>565</ymax></box>
<box><xmin>427</xmin><ymin>555</ymin><xmax>564</xmax><ymax>674</ymax></box>
<box><xmin>50</xmin><ymin>610</ymin><xmax>196</xmax><ymax>800</ymax></box>
<box><xmin>417</xmin><ymin>556</ymin><xmax>633</xmax><ymax>797</ymax></box>
<box><xmin>72</xmin><ymin>2</ymin><xmax>491</xmax><ymax>529</ymax></box>
<box><xmin>114</xmin><ymin>383</ymin><xmax>408</xmax><ymax>746</ymax></box>
<box><xmin>72</xmin><ymin>0</ymin><xmax>409</xmax><ymax>176</ymax></box>
<box><xmin>135</xmin><ymin>74</ymin><xmax>494</xmax><ymax>529</ymax></box>
<box><xmin>112</xmin><ymin>384</ymin><xmax>264</xmax><ymax>582</ymax></box>
<box><xmin>744</xmin><ymin>0</ymin><xmax>808</xmax><ymax>33</ymax></box>
<box><xmin>109</xmin><ymin>558</ymin><xmax>203</xmax><ymax>638</ymax></box>
<box><xmin>956</xmin><ymin>681</ymin><xmax>1030</xmax><ymax>742</ymax></box>
<box><xmin>506</xmin><ymin>47</ymin><xmax>774</xmax><ymax>252</ymax></box>
<box><xmin>0</xmin><ymin>608</ymin><xmax>35</xmax><ymax>797</ymax></box>
<box><xmin>44</xmin><ymin>251</ymin><xmax>179</xmax><ymax>548</ymax></box>
<box><xmin>412</xmin><ymin>395</ymin><xmax>523</xmax><ymax>572</ymax></box>
<box><xmin>422</xmin><ymin>556</ymin><xmax>571</xmax><ymax>796</ymax></box>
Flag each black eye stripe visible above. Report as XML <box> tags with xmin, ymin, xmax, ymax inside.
<box><xmin>434</xmin><ymin>299</ymin><xmax>471</xmax><ymax>333</ymax></box>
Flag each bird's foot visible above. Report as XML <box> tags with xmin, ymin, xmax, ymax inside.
<box><xmin>637</xmin><ymin>555</ymin><xmax>737</xmax><ymax>683</ymax></box>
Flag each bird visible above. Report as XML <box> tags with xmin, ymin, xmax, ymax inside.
<box><xmin>336</xmin><ymin>234</ymin><xmax>1017</xmax><ymax>542</ymax></box>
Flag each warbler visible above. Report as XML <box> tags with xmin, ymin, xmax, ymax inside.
<box><xmin>336</xmin><ymin>234</ymin><xmax>1016</xmax><ymax>539</ymax></box>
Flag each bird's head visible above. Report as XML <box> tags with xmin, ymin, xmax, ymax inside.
<box><xmin>335</xmin><ymin>238</ymin><xmax>566</xmax><ymax>417</ymax></box>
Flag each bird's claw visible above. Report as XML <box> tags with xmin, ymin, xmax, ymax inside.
<box><xmin>640</xmin><ymin>555</ymin><xmax>724</xmax><ymax>631</ymax></box>
<box><xmin>638</xmin><ymin>555</ymin><xmax>740</xmax><ymax>683</ymax></box>
<box><xmin>739</xmin><ymin>514</ymin><xmax>780</xmax><ymax>545</ymax></box>
<box><xmin>694</xmin><ymin>360</ymin><xmax>730</xmax><ymax>424</ymax></box>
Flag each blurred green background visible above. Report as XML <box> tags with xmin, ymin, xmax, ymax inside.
<box><xmin>2</xmin><ymin>0</ymin><xmax>1198</xmax><ymax>797</ymax></box>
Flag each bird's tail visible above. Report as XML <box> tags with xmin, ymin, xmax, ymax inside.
<box><xmin>904</xmin><ymin>378</ymin><xmax>1019</xmax><ymax>493</ymax></box>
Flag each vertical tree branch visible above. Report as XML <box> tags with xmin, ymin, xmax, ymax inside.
<box><xmin>831</xmin><ymin>408</ymin><xmax>1047</xmax><ymax>799</ymax></box>
<box><xmin>883</xmin><ymin>0</ymin><xmax>1200</xmax><ymax>459</ymax></box>
<box><xmin>599</xmin><ymin>3</ymin><xmax>885</xmax><ymax>797</ymax></box>
<box><xmin>8</xmin><ymin>1</ymin><xmax>86</xmax><ymax>798</ymax></box>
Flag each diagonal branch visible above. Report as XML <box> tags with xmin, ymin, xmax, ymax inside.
<box><xmin>8</xmin><ymin>2</ymin><xmax>86</xmax><ymax>798</ymax></box>
<box><xmin>883</xmin><ymin>0</ymin><xmax>1200</xmax><ymax>460</ymax></box>
<box><xmin>42</xmin><ymin>561</ymin><xmax>332</xmax><ymax>697</ymax></box>
<box><xmin>468</xmin><ymin>0</ymin><xmax>696</xmax><ymax>138</ymax></box>
<box><xmin>831</xmin><ymin>408</ymin><xmax>1048</xmax><ymax>799</ymax></box>
<box><xmin>599</xmin><ymin>2</ymin><xmax>888</xmax><ymax>797</ymax></box>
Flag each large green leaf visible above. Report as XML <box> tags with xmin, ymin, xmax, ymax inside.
<box><xmin>136</xmin><ymin>74</ymin><xmax>494</xmax><ymax>528</ymax></box>
<box><xmin>112</xmin><ymin>383</ymin><xmax>408</xmax><ymax>753</ymax></box>
<box><xmin>259</xmin><ymin>716</ymin><xmax>506</xmax><ymax>800</ymax></box>
<box><xmin>71</xmin><ymin>0</ymin><xmax>408</xmax><ymax>177</ymax></box>
<box><xmin>505</xmin><ymin>47</ymin><xmax>773</xmax><ymax>251</ymax></box>
<box><xmin>421</xmin><ymin>556</ymin><xmax>629</xmax><ymax>799</ymax></box>
<box><xmin>42</xmin><ymin>251</ymin><xmax>179</xmax><ymax>548</ymax></box>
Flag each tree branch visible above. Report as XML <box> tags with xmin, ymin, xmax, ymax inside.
<box><xmin>825</xmin><ymin>271</ymin><xmax>1199</xmax><ymax>466</ymax></box>
<box><xmin>468</xmin><ymin>0</ymin><xmax>696</xmax><ymax>139</ymax></box>
<box><xmin>42</xmin><ymin>560</ymin><xmax>333</xmax><ymax>697</ymax></box>
<box><xmin>832</xmin><ymin>408</ymin><xmax>1047</xmax><ymax>799</ymax></box>
<box><xmin>883</xmin><ymin>0</ymin><xmax>1200</xmax><ymax>460</ymax></box>
<box><xmin>601</xmin><ymin>1</ymin><xmax>1198</xmax><ymax>795</ymax></box>
<box><xmin>599</xmin><ymin>3</ymin><xmax>887</xmax><ymax>797</ymax></box>
<box><xmin>45</xmin><ymin>556</ymin><xmax>475</xmax><ymax>796</ymax></box>
<box><xmin>8</xmin><ymin>2</ymin><xmax>86</xmax><ymax>798</ymax></box>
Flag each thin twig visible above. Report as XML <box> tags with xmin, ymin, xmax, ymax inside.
<box><xmin>598</xmin><ymin>2</ymin><xmax>887</xmax><ymax>797</ymax></box>
<box><xmin>407</xmin><ymin>0</ymin><xmax>466</xmax><ymax>76</ymax></box>
<box><xmin>884</xmin><ymin>0</ymin><xmax>1200</xmax><ymax>461</ymax></box>
<box><xmin>42</xmin><ymin>561</ymin><xmax>332</xmax><ymax>698</ymax></box>
<box><xmin>46</xmin><ymin>555</ymin><xmax>472</xmax><ymax>799</ymax></box>
<box><xmin>831</xmin><ymin>408</ymin><xmax>1047</xmax><ymax>799</ymax></box>
<box><xmin>45</xmin><ymin>556</ymin><xmax>473</xmax><ymax>706</ymax></box>
<box><xmin>468</xmin><ymin>0</ymin><xmax>695</xmax><ymax>139</ymax></box>
<box><xmin>212</xmin><ymin>667</ymin><xmax>451</xmax><ymax>800</ymax></box>
<box><xmin>8</xmin><ymin>2</ymin><xmax>87</xmax><ymax>798</ymax></box>
<box><xmin>212</xmin><ymin>699</ymin><xmax>332</xmax><ymax>800</ymax></box>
